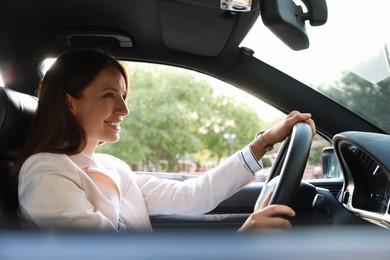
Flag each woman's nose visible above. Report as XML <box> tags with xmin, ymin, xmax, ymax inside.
<box><xmin>116</xmin><ymin>99</ymin><xmax>130</xmax><ymax>117</ymax></box>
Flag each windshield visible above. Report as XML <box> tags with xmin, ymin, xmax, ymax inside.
<box><xmin>242</xmin><ymin>0</ymin><xmax>390</xmax><ymax>133</ymax></box>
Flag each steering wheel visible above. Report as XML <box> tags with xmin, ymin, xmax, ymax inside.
<box><xmin>254</xmin><ymin>122</ymin><xmax>313</xmax><ymax>211</ymax></box>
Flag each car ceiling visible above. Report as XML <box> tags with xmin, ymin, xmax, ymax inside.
<box><xmin>0</xmin><ymin>0</ymin><xmax>259</xmax><ymax>93</ymax></box>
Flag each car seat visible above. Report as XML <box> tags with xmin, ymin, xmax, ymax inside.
<box><xmin>0</xmin><ymin>87</ymin><xmax>37</xmax><ymax>228</ymax></box>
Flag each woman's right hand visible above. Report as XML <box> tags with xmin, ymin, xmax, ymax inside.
<box><xmin>237</xmin><ymin>192</ymin><xmax>295</xmax><ymax>232</ymax></box>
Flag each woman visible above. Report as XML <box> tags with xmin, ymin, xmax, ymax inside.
<box><xmin>11</xmin><ymin>50</ymin><xmax>315</xmax><ymax>232</ymax></box>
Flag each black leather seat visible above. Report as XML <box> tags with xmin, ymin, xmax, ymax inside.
<box><xmin>0</xmin><ymin>87</ymin><xmax>37</xmax><ymax>228</ymax></box>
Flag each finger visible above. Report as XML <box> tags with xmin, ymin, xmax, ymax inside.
<box><xmin>285</xmin><ymin>112</ymin><xmax>311</xmax><ymax>127</ymax></box>
<box><xmin>258</xmin><ymin>217</ymin><xmax>293</xmax><ymax>229</ymax></box>
<box><xmin>258</xmin><ymin>204</ymin><xmax>296</xmax><ymax>218</ymax></box>
<box><xmin>240</xmin><ymin>205</ymin><xmax>295</xmax><ymax>232</ymax></box>
<box><xmin>260</xmin><ymin>191</ymin><xmax>273</xmax><ymax>209</ymax></box>
<box><xmin>287</xmin><ymin>112</ymin><xmax>315</xmax><ymax>136</ymax></box>
<box><xmin>305</xmin><ymin>118</ymin><xmax>316</xmax><ymax>136</ymax></box>
<box><xmin>286</xmin><ymin>110</ymin><xmax>300</xmax><ymax>118</ymax></box>
<box><xmin>249</xmin><ymin>212</ymin><xmax>293</xmax><ymax>230</ymax></box>
<box><xmin>293</xmin><ymin>112</ymin><xmax>312</xmax><ymax>121</ymax></box>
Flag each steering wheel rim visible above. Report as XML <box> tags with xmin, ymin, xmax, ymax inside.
<box><xmin>254</xmin><ymin>122</ymin><xmax>313</xmax><ymax>210</ymax></box>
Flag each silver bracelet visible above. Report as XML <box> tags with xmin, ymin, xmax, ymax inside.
<box><xmin>255</xmin><ymin>131</ymin><xmax>274</xmax><ymax>152</ymax></box>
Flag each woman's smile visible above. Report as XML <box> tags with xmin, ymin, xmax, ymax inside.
<box><xmin>105</xmin><ymin>120</ymin><xmax>122</xmax><ymax>131</ymax></box>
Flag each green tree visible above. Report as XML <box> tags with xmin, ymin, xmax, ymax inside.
<box><xmin>97</xmin><ymin>63</ymin><xmax>264</xmax><ymax>171</ymax></box>
<box><xmin>197</xmin><ymin>94</ymin><xmax>265</xmax><ymax>161</ymax></box>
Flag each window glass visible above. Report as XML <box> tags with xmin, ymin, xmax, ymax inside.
<box><xmin>93</xmin><ymin>61</ymin><xmax>338</xmax><ymax>181</ymax></box>
<box><xmin>241</xmin><ymin>0</ymin><xmax>390</xmax><ymax>134</ymax></box>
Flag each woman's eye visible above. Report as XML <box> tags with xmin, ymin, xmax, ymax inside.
<box><xmin>103</xmin><ymin>93</ymin><xmax>114</xmax><ymax>98</ymax></box>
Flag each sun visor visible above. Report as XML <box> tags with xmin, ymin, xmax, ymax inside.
<box><xmin>159</xmin><ymin>0</ymin><xmax>259</xmax><ymax>56</ymax></box>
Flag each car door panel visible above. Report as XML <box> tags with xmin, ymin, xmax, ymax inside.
<box><xmin>150</xmin><ymin>179</ymin><xmax>344</xmax><ymax>231</ymax></box>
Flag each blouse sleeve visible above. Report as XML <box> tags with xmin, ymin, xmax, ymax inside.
<box><xmin>133</xmin><ymin>151</ymin><xmax>256</xmax><ymax>216</ymax></box>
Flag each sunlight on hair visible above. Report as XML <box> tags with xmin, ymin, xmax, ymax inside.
<box><xmin>0</xmin><ymin>71</ymin><xmax>4</xmax><ymax>87</ymax></box>
<box><xmin>40</xmin><ymin>58</ymin><xmax>57</xmax><ymax>77</ymax></box>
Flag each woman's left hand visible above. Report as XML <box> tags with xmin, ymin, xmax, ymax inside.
<box><xmin>263</xmin><ymin>111</ymin><xmax>316</xmax><ymax>146</ymax></box>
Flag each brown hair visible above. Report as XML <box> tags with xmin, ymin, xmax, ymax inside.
<box><xmin>10</xmin><ymin>49</ymin><xmax>129</xmax><ymax>198</ymax></box>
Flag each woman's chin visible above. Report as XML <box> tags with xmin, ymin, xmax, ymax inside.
<box><xmin>100</xmin><ymin>136</ymin><xmax>121</xmax><ymax>145</ymax></box>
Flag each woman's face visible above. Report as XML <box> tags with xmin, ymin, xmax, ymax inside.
<box><xmin>67</xmin><ymin>66</ymin><xmax>129</xmax><ymax>154</ymax></box>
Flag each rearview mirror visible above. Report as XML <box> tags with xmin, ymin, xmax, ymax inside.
<box><xmin>260</xmin><ymin>0</ymin><xmax>327</xmax><ymax>50</ymax></box>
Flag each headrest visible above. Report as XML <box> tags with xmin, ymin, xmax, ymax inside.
<box><xmin>0</xmin><ymin>88</ymin><xmax>37</xmax><ymax>158</ymax></box>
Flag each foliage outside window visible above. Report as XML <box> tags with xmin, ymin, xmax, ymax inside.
<box><xmin>96</xmin><ymin>62</ymin><xmax>333</xmax><ymax>181</ymax></box>
<box><xmin>318</xmin><ymin>72</ymin><xmax>390</xmax><ymax>133</ymax></box>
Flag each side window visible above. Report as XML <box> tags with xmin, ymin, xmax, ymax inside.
<box><xmin>91</xmin><ymin>61</ymin><xmax>339</xmax><ymax>181</ymax></box>
<box><xmin>96</xmin><ymin>61</ymin><xmax>279</xmax><ymax>178</ymax></box>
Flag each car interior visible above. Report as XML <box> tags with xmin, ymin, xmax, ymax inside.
<box><xmin>1</xmin><ymin>0</ymin><xmax>390</xmax><ymax>257</ymax></box>
<box><xmin>0</xmin><ymin>87</ymin><xmax>37</xmax><ymax>228</ymax></box>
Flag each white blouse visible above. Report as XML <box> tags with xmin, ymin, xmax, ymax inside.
<box><xmin>18</xmin><ymin>145</ymin><xmax>260</xmax><ymax>231</ymax></box>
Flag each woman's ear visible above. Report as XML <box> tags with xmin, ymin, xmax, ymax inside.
<box><xmin>66</xmin><ymin>93</ymin><xmax>77</xmax><ymax>115</ymax></box>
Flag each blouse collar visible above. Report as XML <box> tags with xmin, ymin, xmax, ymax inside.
<box><xmin>68</xmin><ymin>153</ymin><xmax>94</xmax><ymax>169</ymax></box>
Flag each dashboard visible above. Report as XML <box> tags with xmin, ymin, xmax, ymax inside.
<box><xmin>333</xmin><ymin>131</ymin><xmax>390</xmax><ymax>227</ymax></box>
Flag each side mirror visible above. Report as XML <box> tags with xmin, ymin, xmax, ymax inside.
<box><xmin>322</xmin><ymin>147</ymin><xmax>341</xmax><ymax>178</ymax></box>
<box><xmin>260</xmin><ymin>0</ymin><xmax>328</xmax><ymax>50</ymax></box>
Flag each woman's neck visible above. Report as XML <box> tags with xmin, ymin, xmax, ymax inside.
<box><xmin>82</xmin><ymin>142</ymin><xmax>98</xmax><ymax>157</ymax></box>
